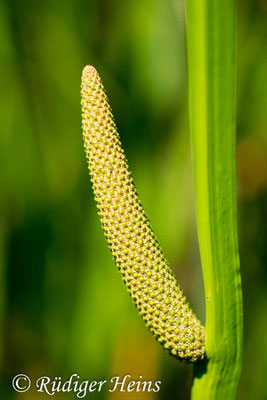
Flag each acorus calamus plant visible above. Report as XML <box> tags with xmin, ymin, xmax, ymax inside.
<box><xmin>81</xmin><ymin>66</ymin><xmax>205</xmax><ymax>363</ymax></box>
<box><xmin>81</xmin><ymin>0</ymin><xmax>243</xmax><ymax>398</ymax></box>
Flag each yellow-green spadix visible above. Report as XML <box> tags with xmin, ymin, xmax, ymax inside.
<box><xmin>81</xmin><ymin>65</ymin><xmax>205</xmax><ymax>362</ymax></box>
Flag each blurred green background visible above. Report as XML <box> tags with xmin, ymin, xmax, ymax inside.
<box><xmin>0</xmin><ymin>0</ymin><xmax>266</xmax><ymax>399</ymax></box>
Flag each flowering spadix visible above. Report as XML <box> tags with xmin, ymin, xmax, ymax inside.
<box><xmin>81</xmin><ymin>65</ymin><xmax>205</xmax><ymax>362</ymax></box>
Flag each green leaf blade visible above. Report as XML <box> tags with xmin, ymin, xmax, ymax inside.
<box><xmin>186</xmin><ymin>0</ymin><xmax>243</xmax><ymax>398</ymax></box>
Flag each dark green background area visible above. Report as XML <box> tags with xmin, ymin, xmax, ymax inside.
<box><xmin>0</xmin><ymin>0</ymin><xmax>266</xmax><ymax>399</ymax></box>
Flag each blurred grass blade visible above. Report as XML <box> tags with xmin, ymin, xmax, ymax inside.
<box><xmin>185</xmin><ymin>0</ymin><xmax>243</xmax><ymax>398</ymax></box>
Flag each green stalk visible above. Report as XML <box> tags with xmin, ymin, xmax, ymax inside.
<box><xmin>185</xmin><ymin>0</ymin><xmax>243</xmax><ymax>398</ymax></box>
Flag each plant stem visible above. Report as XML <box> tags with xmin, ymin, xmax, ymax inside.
<box><xmin>185</xmin><ymin>0</ymin><xmax>243</xmax><ymax>398</ymax></box>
